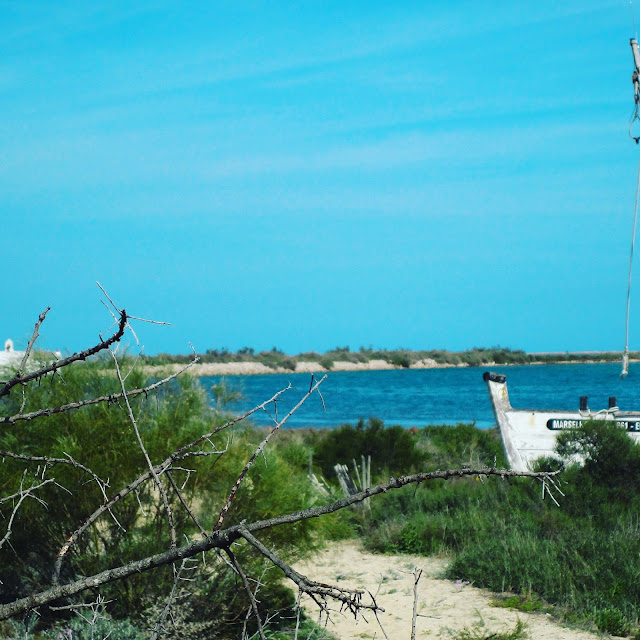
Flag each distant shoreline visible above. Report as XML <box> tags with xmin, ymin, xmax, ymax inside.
<box><xmin>144</xmin><ymin>356</ymin><xmax>637</xmax><ymax>377</ymax></box>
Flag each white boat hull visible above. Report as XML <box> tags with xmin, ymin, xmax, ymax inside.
<box><xmin>483</xmin><ymin>372</ymin><xmax>640</xmax><ymax>471</ymax></box>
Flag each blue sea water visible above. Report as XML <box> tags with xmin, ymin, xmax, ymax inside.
<box><xmin>201</xmin><ymin>362</ymin><xmax>640</xmax><ymax>430</ymax></box>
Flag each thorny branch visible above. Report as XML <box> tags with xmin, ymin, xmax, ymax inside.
<box><xmin>215</xmin><ymin>376</ymin><xmax>327</xmax><ymax>532</ymax></box>
<box><xmin>226</xmin><ymin>548</ymin><xmax>266</xmax><ymax>640</ymax></box>
<box><xmin>0</xmin><ymin>474</ymin><xmax>55</xmax><ymax>551</ymax></box>
<box><xmin>1</xmin><ymin>360</ymin><xmax>199</xmax><ymax>425</ymax></box>
<box><xmin>149</xmin><ymin>557</ymin><xmax>199</xmax><ymax>640</ymax></box>
<box><xmin>0</xmin><ymin>451</ymin><xmax>107</xmax><ymax>492</ymax></box>
<box><xmin>0</xmin><ymin>465</ymin><xmax>560</xmax><ymax>621</ymax></box>
<box><xmin>110</xmin><ymin>349</ymin><xmax>177</xmax><ymax>548</ymax></box>
<box><xmin>238</xmin><ymin>527</ymin><xmax>379</xmax><ymax>617</ymax></box>
<box><xmin>0</xmin><ymin>309</ymin><xmax>127</xmax><ymax>400</ymax></box>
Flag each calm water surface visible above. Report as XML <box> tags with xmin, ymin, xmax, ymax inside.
<box><xmin>201</xmin><ymin>362</ymin><xmax>640</xmax><ymax>429</ymax></box>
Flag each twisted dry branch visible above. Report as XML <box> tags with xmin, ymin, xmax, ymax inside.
<box><xmin>238</xmin><ymin>527</ymin><xmax>379</xmax><ymax>618</ymax></box>
<box><xmin>1</xmin><ymin>359</ymin><xmax>199</xmax><ymax>425</ymax></box>
<box><xmin>0</xmin><ymin>310</ymin><xmax>127</xmax><ymax>400</ymax></box>
<box><xmin>0</xmin><ymin>466</ymin><xmax>559</xmax><ymax>621</ymax></box>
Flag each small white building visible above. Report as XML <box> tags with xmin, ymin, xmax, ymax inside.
<box><xmin>0</xmin><ymin>338</ymin><xmax>24</xmax><ymax>368</ymax></box>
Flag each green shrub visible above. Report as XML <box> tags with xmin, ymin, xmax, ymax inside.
<box><xmin>594</xmin><ymin>607</ymin><xmax>630</xmax><ymax>636</ymax></box>
<box><xmin>45</xmin><ymin>616</ymin><xmax>145</xmax><ymax>640</ymax></box>
<box><xmin>493</xmin><ymin>594</ymin><xmax>544</xmax><ymax>613</ymax></box>
<box><xmin>311</xmin><ymin>417</ymin><xmax>424</xmax><ymax>480</ymax></box>
<box><xmin>389</xmin><ymin>352</ymin><xmax>412</xmax><ymax>368</ymax></box>
<box><xmin>280</xmin><ymin>356</ymin><xmax>298</xmax><ymax>371</ymax></box>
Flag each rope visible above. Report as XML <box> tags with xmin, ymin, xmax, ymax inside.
<box><xmin>621</xmin><ymin>149</ymin><xmax>640</xmax><ymax>378</ymax></box>
<box><xmin>629</xmin><ymin>112</ymin><xmax>640</xmax><ymax>144</ymax></box>
<box><xmin>580</xmin><ymin>407</ymin><xmax>619</xmax><ymax>418</ymax></box>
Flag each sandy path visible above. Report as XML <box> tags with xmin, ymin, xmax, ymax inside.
<box><xmin>294</xmin><ymin>542</ymin><xmax>601</xmax><ymax>640</ymax></box>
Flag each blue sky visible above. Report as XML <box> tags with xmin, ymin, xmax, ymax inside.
<box><xmin>3</xmin><ymin>1</ymin><xmax>640</xmax><ymax>355</ymax></box>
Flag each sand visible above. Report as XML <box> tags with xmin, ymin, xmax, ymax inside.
<box><xmin>293</xmin><ymin>541</ymin><xmax>600</xmax><ymax>640</ymax></box>
<box><xmin>142</xmin><ymin>358</ymin><xmax>468</xmax><ymax>377</ymax></box>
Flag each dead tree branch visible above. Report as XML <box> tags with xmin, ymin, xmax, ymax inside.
<box><xmin>238</xmin><ymin>527</ymin><xmax>379</xmax><ymax>617</ymax></box>
<box><xmin>0</xmin><ymin>310</ymin><xmax>127</xmax><ymax>399</ymax></box>
<box><xmin>111</xmin><ymin>350</ymin><xmax>177</xmax><ymax>548</ymax></box>
<box><xmin>1</xmin><ymin>359</ymin><xmax>199</xmax><ymax>425</ymax></box>
<box><xmin>0</xmin><ymin>475</ymin><xmax>55</xmax><ymax>551</ymax></box>
<box><xmin>0</xmin><ymin>466</ymin><xmax>558</xmax><ymax>621</ymax></box>
<box><xmin>226</xmin><ymin>548</ymin><xmax>266</xmax><ymax>640</ymax></box>
<box><xmin>215</xmin><ymin>376</ymin><xmax>326</xmax><ymax>532</ymax></box>
<box><xmin>149</xmin><ymin>557</ymin><xmax>198</xmax><ymax>640</ymax></box>
<box><xmin>411</xmin><ymin>567</ymin><xmax>423</xmax><ymax>640</ymax></box>
<box><xmin>17</xmin><ymin>308</ymin><xmax>50</xmax><ymax>381</ymax></box>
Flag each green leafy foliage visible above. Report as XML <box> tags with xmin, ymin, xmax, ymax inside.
<box><xmin>594</xmin><ymin>607</ymin><xmax>630</xmax><ymax>637</ymax></box>
<box><xmin>492</xmin><ymin>594</ymin><xmax>545</xmax><ymax>613</ymax></box>
<box><xmin>310</xmin><ymin>417</ymin><xmax>424</xmax><ymax>480</ymax></box>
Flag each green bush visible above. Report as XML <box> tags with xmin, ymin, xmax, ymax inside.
<box><xmin>311</xmin><ymin>417</ymin><xmax>424</xmax><ymax>480</ymax></box>
<box><xmin>594</xmin><ymin>607</ymin><xmax>630</xmax><ymax>636</ymax></box>
<box><xmin>44</xmin><ymin>616</ymin><xmax>145</xmax><ymax>640</ymax></box>
<box><xmin>389</xmin><ymin>352</ymin><xmax>412</xmax><ymax>368</ymax></box>
<box><xmin>280</xmin><ymin>356</ymin><xmax>298</xmax><ymax>371</ymax></box>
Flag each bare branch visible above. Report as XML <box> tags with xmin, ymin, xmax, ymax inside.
<box><xmin>0</xmin><ymin>476</ymin><xmax>55</xmax><ymax>550</ymax></box>
<box><xmin>0</xmin><ymin>466</ymin><xmax>558</xmax><ymax>621</ymax></box>
<box><xmin>0</xmin><ymin>451</ymin><xmax>108</xmax><ymax>493</ymax></box>
<box><xmin>171</xmin><ymin>385</ymin><xmax>294</xmax><ymax>462</ymax></box>
<box><xmin>17</xmin><ymin>308</ymin><xmax>50</xmax><ymax>379</ymax></box>
<box><xmin>110</xmin><ymin>350</ymin><xmax>177</xmax><ymax>548</ymax></box>
<box><xmin>226</xmin><ymin>548</ymin><xmax>266</xmax><ymax>640</ymax></box>
<box><xmin>0</xmin><ymin>311</ymin><xmax>128</xmax><ymax>400</ymax></box>
<box><xmin>127</xmin><ymin>315</ymin><xmax>171</xmax><ymax>326</ymax></box>
<box><xmin>96</xmin><ymin>281</ymin><xmax>121</xmax><ymax>314</ymax></box>
<box><xmin>238</xmin><ymin>528</ymin><xmax>380</xmax><ymax>618</ymax></box>
<box><xmin>149</xmin><ymin>558</ymin><xmax>197</xmax><ymax>640</ymax></box>
<box><xmin>411</xmin><ymin>567</ymin><xmax>423</xmax><ymax>640</ymax></box>
<box><xmin>215</xmin><ymin>376</ymin><xmax>326</xmax><ymax>531</ymax></box>
<box><xmin>1</xmin><ymin>358</ymin><xmax>199</xmax><ymax>425</ymax></box>
<box><xmin>167</xmin><ymin>471</ymin><xmax>207</xmax><ymax>537</ymax></box>
<box><xmin>97</xmin><ymin>282</ymin><xmax>170</xmax><ymax>325</ymax></box>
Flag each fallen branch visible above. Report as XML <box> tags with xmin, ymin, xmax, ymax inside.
<box><xmin>0</xmin><ymin>466</ymin><xmax>558</xmax><ymax>621</ymax></box>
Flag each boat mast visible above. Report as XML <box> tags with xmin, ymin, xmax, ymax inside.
<box><xmin>621</xmin><ymin>38</ymin><xmax>640</xmax><ymax>378</ymax></box>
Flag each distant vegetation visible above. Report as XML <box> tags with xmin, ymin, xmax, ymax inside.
<box><xmin>140</xmin><ymin>345</ymin><xmax>635</xmax><ymax>370</ymax></box>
